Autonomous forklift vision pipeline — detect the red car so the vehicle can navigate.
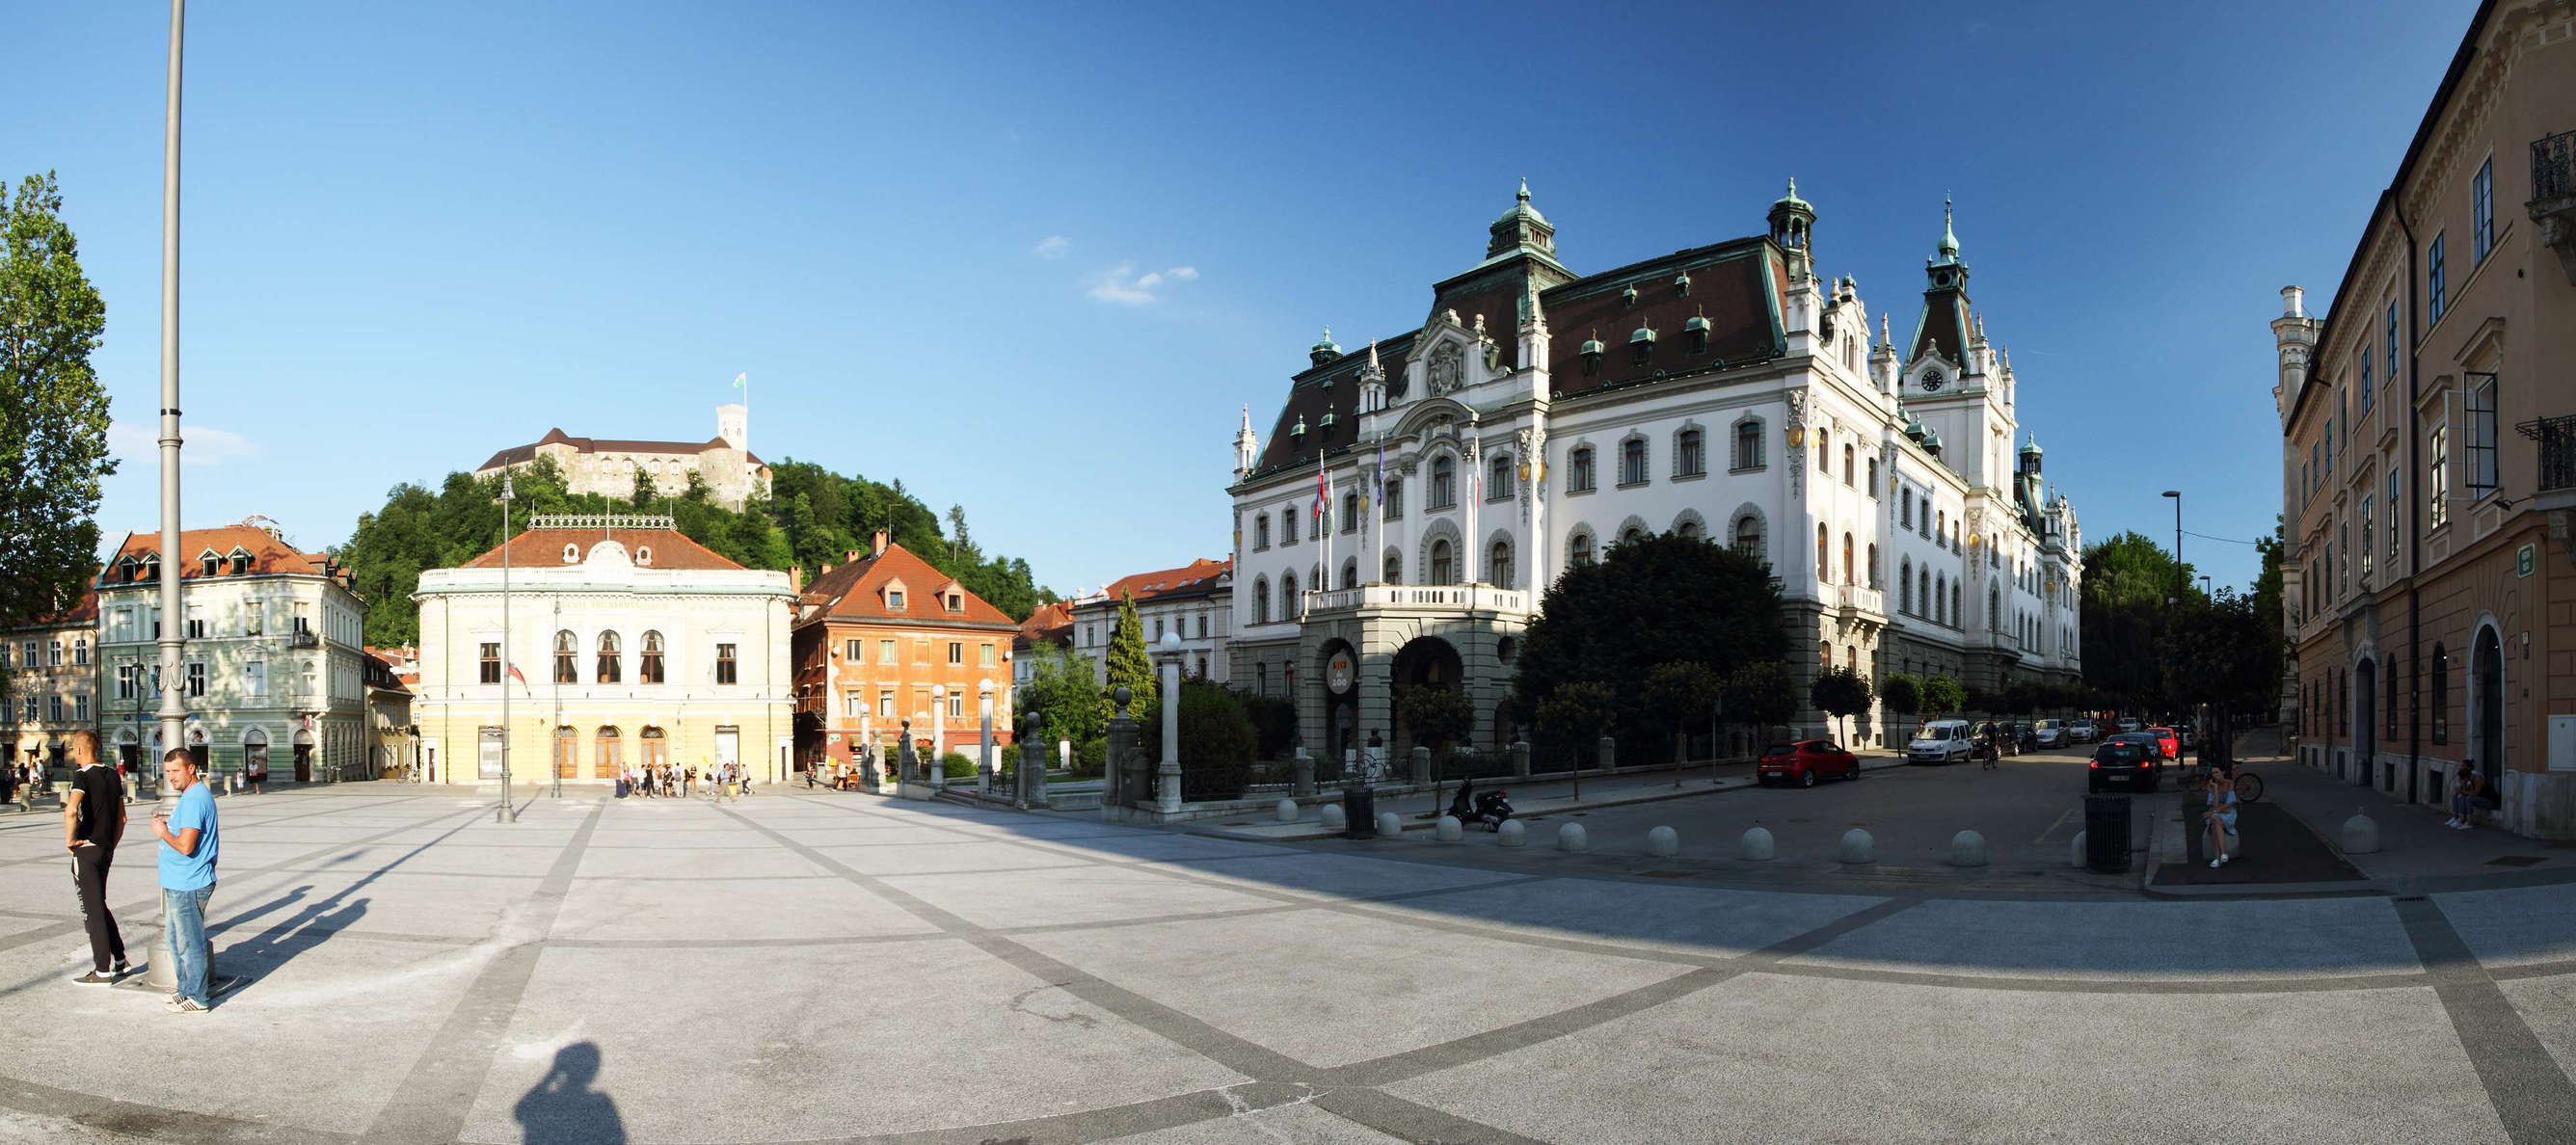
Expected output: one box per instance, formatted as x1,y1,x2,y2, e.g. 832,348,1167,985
2145,726,2181,760
1758,740,1860,787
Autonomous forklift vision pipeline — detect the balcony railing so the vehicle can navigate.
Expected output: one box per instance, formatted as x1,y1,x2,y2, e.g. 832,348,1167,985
1304,583,1531,616
2519,413,2576,493
1836,585,1885,616
2536,130,2576,200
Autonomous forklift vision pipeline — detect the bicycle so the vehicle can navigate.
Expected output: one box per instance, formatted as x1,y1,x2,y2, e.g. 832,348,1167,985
2181,758,2264,804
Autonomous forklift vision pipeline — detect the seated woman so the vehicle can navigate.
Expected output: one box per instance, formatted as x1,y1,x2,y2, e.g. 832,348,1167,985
2446,766,2496,830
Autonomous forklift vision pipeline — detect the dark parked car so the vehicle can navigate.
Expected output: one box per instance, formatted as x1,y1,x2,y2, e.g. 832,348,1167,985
1758,740,1860,787
2088,733,2164,793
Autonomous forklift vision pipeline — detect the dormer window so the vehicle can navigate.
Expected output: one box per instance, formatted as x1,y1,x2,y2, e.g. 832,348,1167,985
562,544,579,563
887,588,906,612
945,592,962,614
1684,314,1711,354
1290,415,1308,440
1629,325,1656,366
1621,284,1639,307
634,546,653,566
1579,333,1604,375
201,554,218,577
1319,412,1336,431
229,549,252,574
1674,271,1692,296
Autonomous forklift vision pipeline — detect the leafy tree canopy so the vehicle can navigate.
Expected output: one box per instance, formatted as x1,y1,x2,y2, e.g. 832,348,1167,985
1811,666,1873,743
0,173,113,637
1101,590,1157,729
336,454,1059,647
1511,531,1784,741
2080,530,2201,709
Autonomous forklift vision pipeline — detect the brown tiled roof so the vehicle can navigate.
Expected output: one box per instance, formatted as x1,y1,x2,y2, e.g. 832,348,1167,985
1017,600,1075,646
1082,558,1230,611
12,582,99,628
1908,286,1972,367
459,527,746,571
798,542,1015,629
98,526,334,584
477,428,767,471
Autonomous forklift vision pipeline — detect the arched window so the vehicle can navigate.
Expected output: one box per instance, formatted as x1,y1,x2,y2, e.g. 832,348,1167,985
1816,524,1830,579
1733,419,1764,470
1842,442,1855,486
1676,517,1703,541
1867,457,1880,495
1431,456,1457,508
1951,582,1962,626
1383,552,1403,584
1281,572,1300,619
640,630,665,684
1620,437,1648,486
1428,540,1455,585
1677,428,1704,477
1816,429,1831,473
1989,587,2001,632
1819,640,1832,667
1252,577,1271,624
1489,539,1514,589
1732,515,1763,563
1340,558,1357,590
1929,572,1943,623
1867,544,1880,588
1567,446,1596,493
596,630,622,683
1841,532,1855,585
1899,558,1913,612
1621,525,1648,546
1570,530,1597,569
553,630,578,683
1255,515,1271,549
1489,454,1514,501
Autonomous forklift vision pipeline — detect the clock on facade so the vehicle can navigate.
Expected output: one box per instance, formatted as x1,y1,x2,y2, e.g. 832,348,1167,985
1921,370,1945,391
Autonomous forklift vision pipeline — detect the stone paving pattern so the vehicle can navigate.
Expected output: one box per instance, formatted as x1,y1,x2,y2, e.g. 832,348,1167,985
0,785,2570,1143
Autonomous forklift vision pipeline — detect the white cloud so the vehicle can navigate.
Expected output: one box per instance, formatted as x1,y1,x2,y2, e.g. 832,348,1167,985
1033,235,1071,259
107,420,258,467
1087,261,1201,306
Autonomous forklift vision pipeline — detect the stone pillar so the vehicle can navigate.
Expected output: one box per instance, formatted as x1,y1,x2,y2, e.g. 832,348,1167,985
1511,739,1531,779
1409,746,1432,785
929,689,948,788
978,701,994,795
1158,656,1183,813
1597,734,1617,774
1293,745,1315,797
1105,688,1138,811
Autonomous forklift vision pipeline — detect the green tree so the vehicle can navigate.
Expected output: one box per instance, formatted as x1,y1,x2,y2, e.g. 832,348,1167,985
1723,660,1800,750
2157,588,2281,764
2080,531,2197,710
1534,681,1617,795
1015,644,1106,749
1810,666,1873,746
1397,684,1472,754
0,172,113,635
1646,661,1724,777
1921,675,1967,717
1511,531,1784,751
1880,674,1924,725
1101,590,1157,729
1173,679,1258,801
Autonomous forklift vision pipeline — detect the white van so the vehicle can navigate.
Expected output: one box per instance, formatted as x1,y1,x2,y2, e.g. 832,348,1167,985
1907,720,1973,765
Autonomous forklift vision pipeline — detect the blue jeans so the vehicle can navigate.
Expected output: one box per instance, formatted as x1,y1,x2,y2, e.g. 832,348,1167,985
164,886,214,1005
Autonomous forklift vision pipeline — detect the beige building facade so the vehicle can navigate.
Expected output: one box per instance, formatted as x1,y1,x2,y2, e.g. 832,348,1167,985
476,404,773,511
2,588,99,786
414,516,795,786
2272,0,2576,839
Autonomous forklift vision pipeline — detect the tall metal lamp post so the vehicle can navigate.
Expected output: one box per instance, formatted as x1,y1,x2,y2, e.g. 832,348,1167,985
2160,490,2184,607
496,471,516,823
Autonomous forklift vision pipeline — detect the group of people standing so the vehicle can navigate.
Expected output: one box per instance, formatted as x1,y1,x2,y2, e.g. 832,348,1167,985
617,760,750,803
66,748,223,1013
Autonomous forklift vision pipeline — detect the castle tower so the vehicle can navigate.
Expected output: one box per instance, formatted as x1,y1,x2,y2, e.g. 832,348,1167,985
717,403,747,451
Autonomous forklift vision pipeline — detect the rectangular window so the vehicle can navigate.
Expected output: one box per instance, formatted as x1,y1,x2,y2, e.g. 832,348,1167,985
1620,439,1648,486
247,660,267,697
46,639,63,667
72,638,88,666
979,642,995,668
878,691,895,718
1382,480,1404,520
2356,358,2369,425
1254,516,1271,549
1677,431,1704,477
845,639,863,662
1568,449,1596,493
73,694,88,723
715,643,738,685
292,602,310,634
245,599,263,636
948,692,964,719
479,642,501,684
0,642,10,668
886,589,905,611
2467,375,2498,498
1732,422,1763,470
186,606,204,640
877,639,897,665
948,642,963,666
184,661,205,698
845,692,864,718
2359,495,2375,579
2382,304,2399,406
2471,157,2494,263
47,695,64,724
115,664,135,700
2428,234,2447,323
2387,469,2401,560
1282,509,1298,545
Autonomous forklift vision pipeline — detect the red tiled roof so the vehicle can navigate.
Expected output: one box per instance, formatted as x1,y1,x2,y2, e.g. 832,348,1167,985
13,582,99,628
798,541,1015,628
460,526,747,572
1087,558,1230,609
477,428,767,471
1018,600,1075,642
99,526,333,584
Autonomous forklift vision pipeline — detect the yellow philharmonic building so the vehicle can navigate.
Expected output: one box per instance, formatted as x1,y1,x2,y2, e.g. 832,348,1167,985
414,515,796,787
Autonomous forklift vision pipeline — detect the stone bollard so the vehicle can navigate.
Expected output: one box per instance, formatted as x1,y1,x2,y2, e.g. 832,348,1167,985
1409,746,1432,786
1436,815,1463,842
2069,830,2088,869
1597,734,1618,774
1275,798,1300,824
1647,825,1679,857
1950,830,1989,867
1838,828,1875,864
1292,747,1316,798
1320,804,1347,833
1511,739,1532,779
1558,822,1589,852
1497,819,1527,847
1376,811,1405,839
2343,809,2380,854
1740,826,1776,861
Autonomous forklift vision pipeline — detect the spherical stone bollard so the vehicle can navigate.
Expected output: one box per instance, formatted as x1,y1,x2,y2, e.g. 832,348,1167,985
1436,814,1464,842
2068,830,2088,869
1647,825,1679,857
1740,826,1776,861
1376,812,1405,839
1320,804,1347,833
1838,828,1875,865
1558,822,1590,853
1275,798,1301,824
1950,830,1989,867
1497,819,1527,847
2343,810,2380,855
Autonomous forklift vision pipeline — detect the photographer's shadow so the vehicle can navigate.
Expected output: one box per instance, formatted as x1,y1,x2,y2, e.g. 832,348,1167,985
514,1042,626,1145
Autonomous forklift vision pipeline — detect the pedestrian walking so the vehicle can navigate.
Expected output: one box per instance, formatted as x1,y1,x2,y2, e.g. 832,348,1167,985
15,761,35,812
66,753,128,983
246,754,265,795
151,749,220,1013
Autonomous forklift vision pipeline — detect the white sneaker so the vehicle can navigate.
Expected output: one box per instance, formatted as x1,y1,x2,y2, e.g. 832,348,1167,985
2442,817,2459,827
2209,858,2222,868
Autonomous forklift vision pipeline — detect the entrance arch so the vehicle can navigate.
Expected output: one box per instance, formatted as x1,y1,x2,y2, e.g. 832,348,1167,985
2470,625,2505,787
1389,635,1465,754
1317,640,1360,765
293,728,314,783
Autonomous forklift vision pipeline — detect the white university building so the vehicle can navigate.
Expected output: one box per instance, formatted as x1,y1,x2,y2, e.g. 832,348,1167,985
1225,182,2083,759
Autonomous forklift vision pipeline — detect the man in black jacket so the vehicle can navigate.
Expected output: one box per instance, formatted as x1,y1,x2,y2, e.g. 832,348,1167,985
65,757,128,983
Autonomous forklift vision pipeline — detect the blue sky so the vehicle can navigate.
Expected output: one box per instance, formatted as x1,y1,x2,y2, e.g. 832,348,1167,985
16,0,2473,596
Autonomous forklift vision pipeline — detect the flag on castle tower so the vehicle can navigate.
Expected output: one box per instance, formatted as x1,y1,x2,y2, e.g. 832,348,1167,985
733,372,747,388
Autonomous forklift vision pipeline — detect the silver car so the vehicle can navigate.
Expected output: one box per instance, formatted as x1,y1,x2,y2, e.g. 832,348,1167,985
2032,719,2066,747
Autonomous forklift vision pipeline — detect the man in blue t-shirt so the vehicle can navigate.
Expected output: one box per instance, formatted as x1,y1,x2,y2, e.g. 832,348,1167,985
150,749,220,1014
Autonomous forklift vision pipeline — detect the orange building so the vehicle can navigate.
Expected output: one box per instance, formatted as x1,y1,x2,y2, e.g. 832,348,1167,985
792,531,1018,768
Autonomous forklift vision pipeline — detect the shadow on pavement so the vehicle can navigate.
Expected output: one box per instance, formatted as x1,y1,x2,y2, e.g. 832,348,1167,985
2153,800,2364,887
513,1041,625,1145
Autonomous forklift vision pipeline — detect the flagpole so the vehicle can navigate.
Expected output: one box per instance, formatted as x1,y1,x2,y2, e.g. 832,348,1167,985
497,471,515,823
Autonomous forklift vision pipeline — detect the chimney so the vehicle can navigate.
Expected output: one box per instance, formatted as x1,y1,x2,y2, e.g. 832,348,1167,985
845,549,862,566
2280,285,2305,318
790,564,803,590
821,562,835,576
871,530,890,558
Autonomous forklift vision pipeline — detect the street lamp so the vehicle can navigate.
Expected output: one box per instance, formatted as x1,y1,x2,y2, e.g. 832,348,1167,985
496,469,515,823
2160,491,2183,606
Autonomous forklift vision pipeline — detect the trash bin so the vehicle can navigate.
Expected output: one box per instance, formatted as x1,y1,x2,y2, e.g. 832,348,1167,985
1343,784,1377,839
2084,793,2130,872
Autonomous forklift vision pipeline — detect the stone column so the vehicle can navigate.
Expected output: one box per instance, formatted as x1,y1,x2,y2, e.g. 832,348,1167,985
1104,688,1137,812
1511,738,1531,779
1157,655,1182,813
929,687,947,788
1410,745,1431,785
1597,734,1617,774
1292,745,1315,797
1016,713,1043,810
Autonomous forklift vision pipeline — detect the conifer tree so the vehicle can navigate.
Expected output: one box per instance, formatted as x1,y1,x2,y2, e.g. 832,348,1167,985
1101,590,1157,726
